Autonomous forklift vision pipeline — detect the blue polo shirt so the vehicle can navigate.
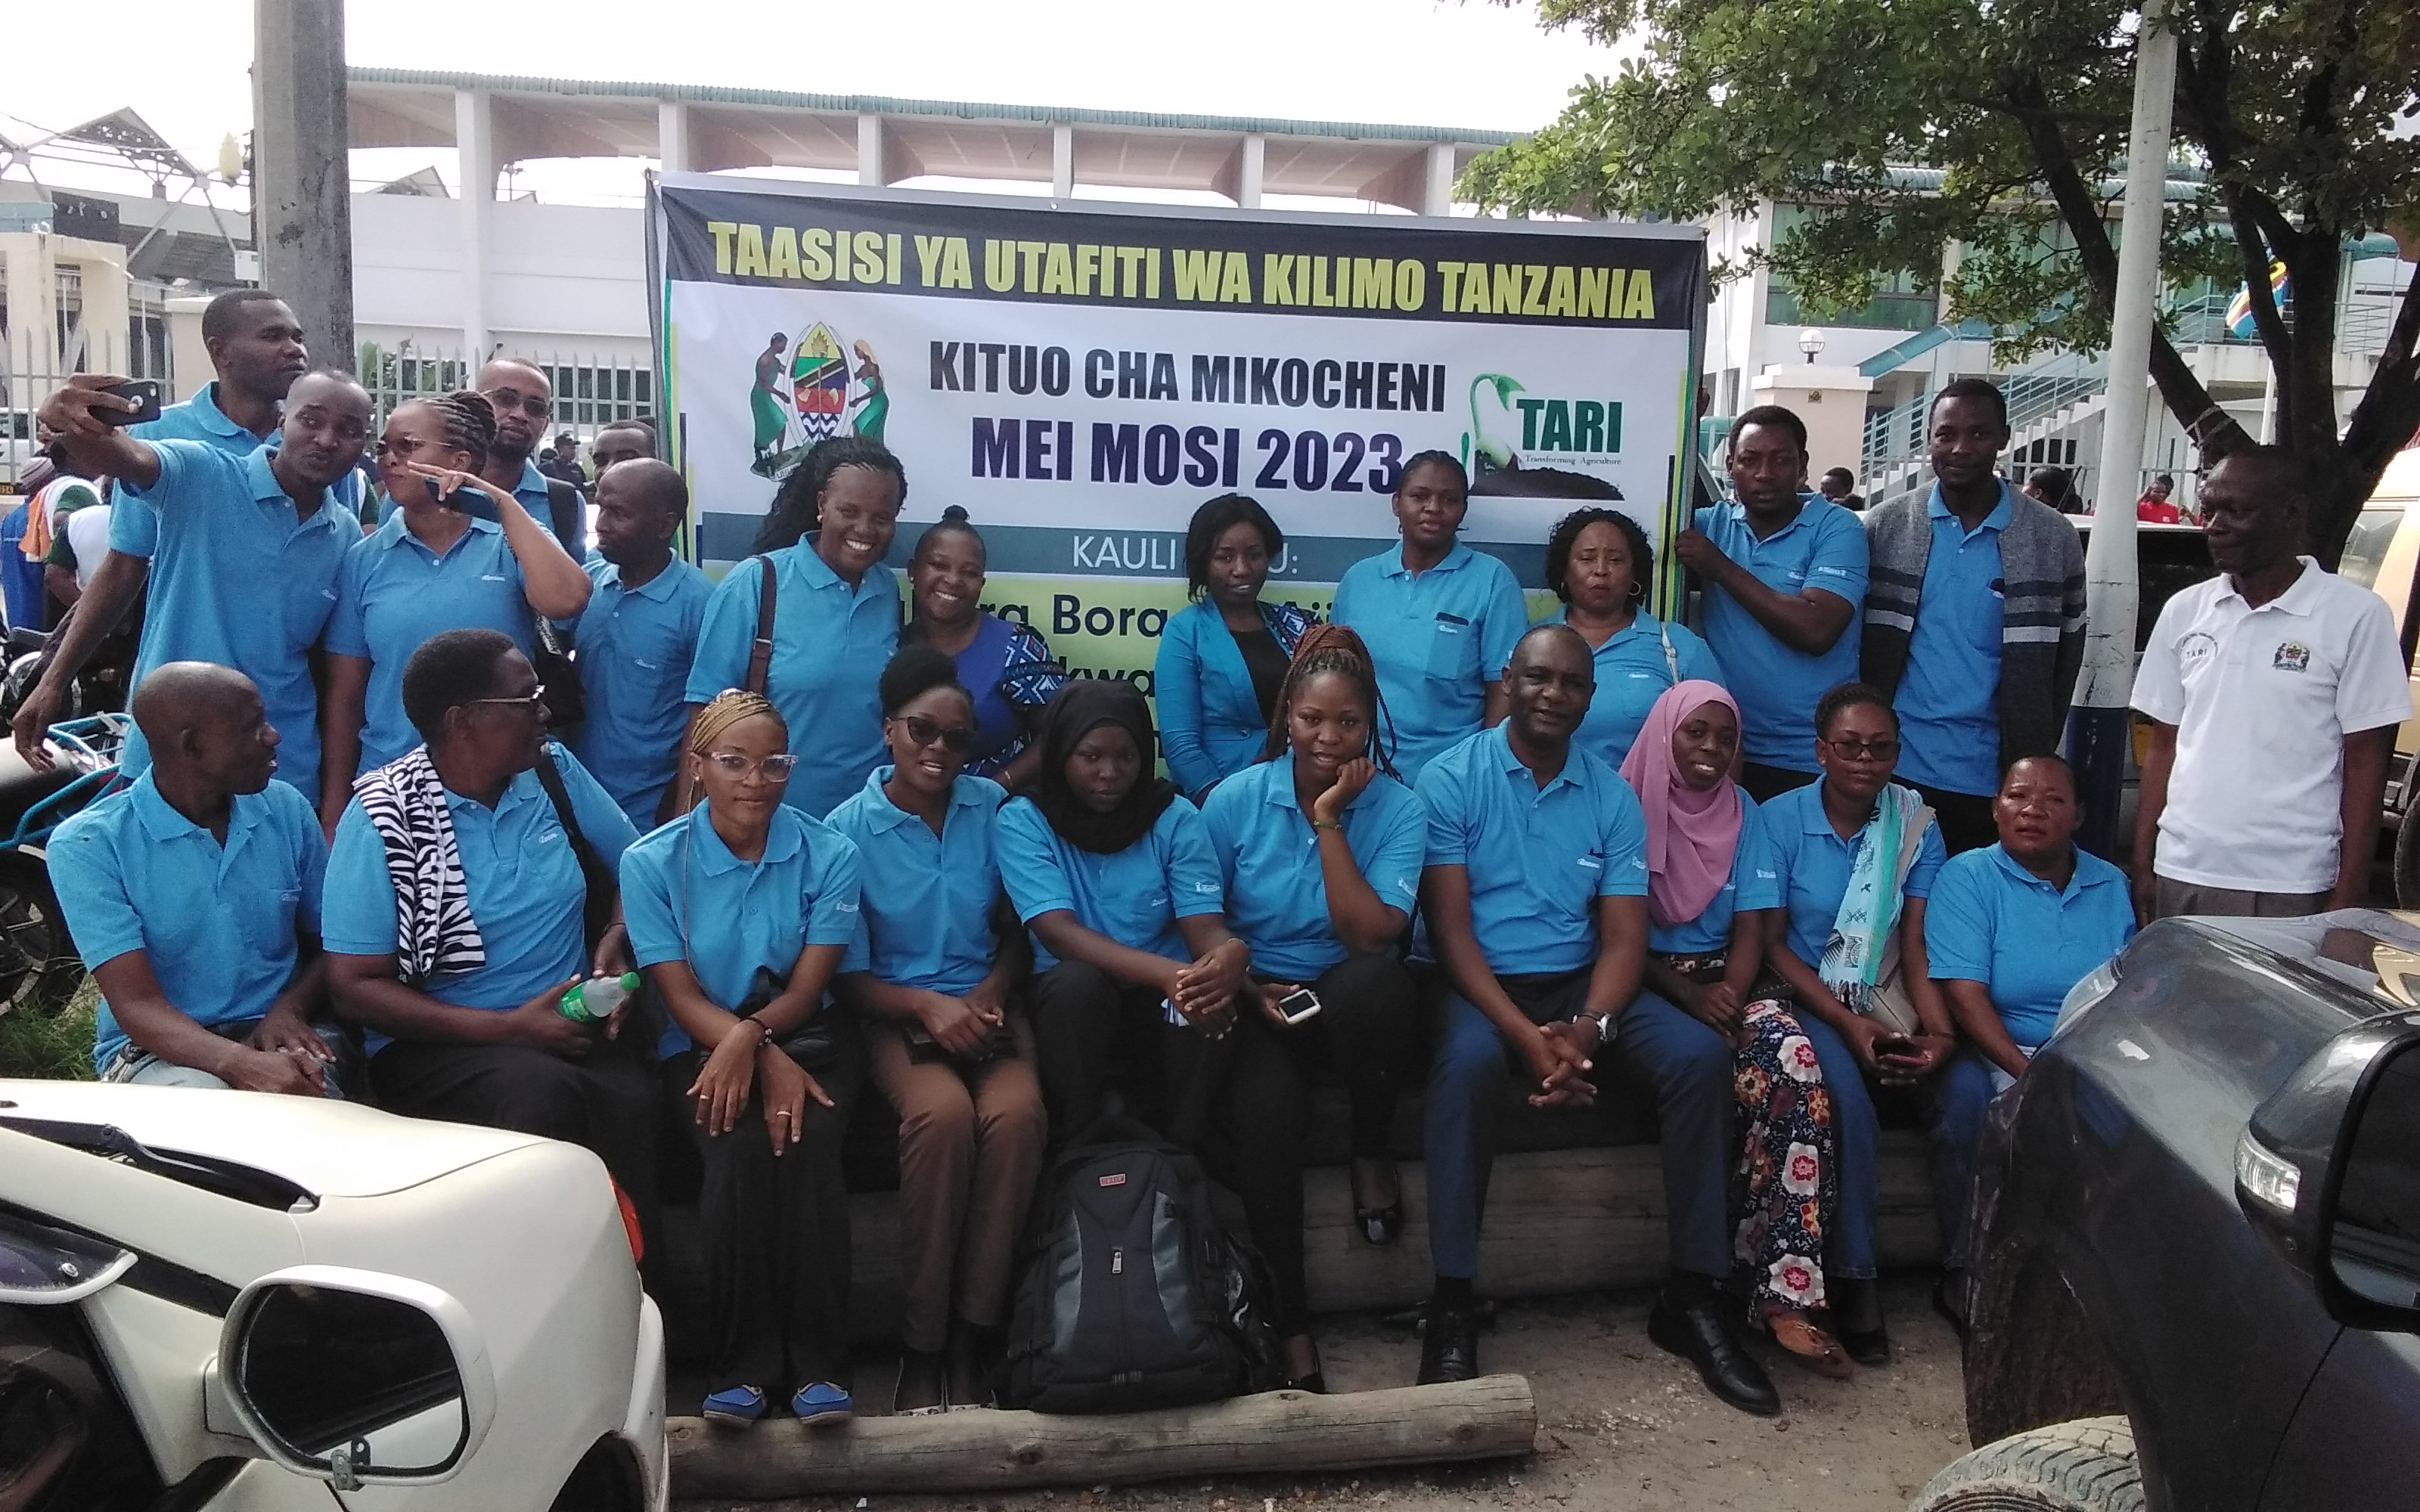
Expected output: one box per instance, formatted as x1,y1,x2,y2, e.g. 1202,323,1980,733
51,773,327,1073
327,513,537,775
685,540,899,819
115,443,359,797
513,459,575,548
1894,485,2010,797
1693,497,1867,771
995,795,1224,971
114,384,361,555
620,803,863,1058
1200,759,1428,980
568,556,711,829
321,744,639,1053
1646,794,1782,956
1332,542,1529,783
828,768,1008,995
1153,600,1311,797
1925,841,2134,1046
1761,780,1947,968
1540,606,1723,771
1415,723,1649,977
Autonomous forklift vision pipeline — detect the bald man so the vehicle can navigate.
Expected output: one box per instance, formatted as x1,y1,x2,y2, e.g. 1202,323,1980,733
476,358,583,547
49,662,339,1093
569,458,711,828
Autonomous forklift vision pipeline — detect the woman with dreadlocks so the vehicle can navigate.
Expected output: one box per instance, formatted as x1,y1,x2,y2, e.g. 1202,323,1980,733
1199,623,1427,1392
321,389,592,829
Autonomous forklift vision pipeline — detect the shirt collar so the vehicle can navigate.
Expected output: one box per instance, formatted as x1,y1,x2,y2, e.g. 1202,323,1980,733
1380,541,1473,580
188,382,258,441
687,803,804,875
2217,556,2324,616
515,459,552,502
1488,721,1584,797
1718,492,1818,538
601,557,685,603
1927,479,2015,535
129,769,262,846
244,448,342,531
374,508,502,552
1540,604,1661,651
855,765,987,833
1985,841,2119,900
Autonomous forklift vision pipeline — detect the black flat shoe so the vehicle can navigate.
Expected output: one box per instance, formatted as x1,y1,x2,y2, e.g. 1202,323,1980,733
1648,1297,1781,1416
1829,1278,1891,1366
1416,1303,1479,1385
1283,1336,1328,1395
1355,1203,1404,1246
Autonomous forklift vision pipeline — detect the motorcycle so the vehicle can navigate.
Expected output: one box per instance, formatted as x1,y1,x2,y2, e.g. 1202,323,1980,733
0,709,127,1017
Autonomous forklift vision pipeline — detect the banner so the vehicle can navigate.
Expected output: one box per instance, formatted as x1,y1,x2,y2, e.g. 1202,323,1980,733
650,175,1706,688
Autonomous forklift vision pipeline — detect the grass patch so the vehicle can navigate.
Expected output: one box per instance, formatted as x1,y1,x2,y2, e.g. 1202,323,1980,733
0,978,98,1080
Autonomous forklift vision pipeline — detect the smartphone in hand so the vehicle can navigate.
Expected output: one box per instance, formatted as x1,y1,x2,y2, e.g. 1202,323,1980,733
424,476,504,521
95,380,163,428
1276,987,1323,1026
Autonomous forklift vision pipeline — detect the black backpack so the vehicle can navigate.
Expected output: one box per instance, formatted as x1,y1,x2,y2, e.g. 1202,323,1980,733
997,1117,1280,1414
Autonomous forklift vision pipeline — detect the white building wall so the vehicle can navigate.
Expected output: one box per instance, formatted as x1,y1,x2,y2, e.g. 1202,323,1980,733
352,193,650,361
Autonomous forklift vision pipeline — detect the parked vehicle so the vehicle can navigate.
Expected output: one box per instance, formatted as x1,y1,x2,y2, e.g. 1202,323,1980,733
0,710,124,1018
1912,907,2420,1511
2340,442,2420,903
0,1079,668,1510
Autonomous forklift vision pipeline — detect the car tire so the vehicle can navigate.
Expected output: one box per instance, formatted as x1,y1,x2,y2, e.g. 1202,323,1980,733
1909,1416,2145,1511
0,854,84,1017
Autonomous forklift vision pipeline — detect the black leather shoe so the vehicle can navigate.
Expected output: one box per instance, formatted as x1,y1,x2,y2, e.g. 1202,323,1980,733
1416,1303,1479,1385
1829,1278,1891,1366
1648,1297,1782,1416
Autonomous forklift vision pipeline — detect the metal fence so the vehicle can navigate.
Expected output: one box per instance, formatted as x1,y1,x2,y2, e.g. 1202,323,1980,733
0,330,164,491
353,345,658,438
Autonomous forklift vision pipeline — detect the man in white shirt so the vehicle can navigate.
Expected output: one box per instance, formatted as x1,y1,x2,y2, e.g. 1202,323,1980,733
2131,447,2412,921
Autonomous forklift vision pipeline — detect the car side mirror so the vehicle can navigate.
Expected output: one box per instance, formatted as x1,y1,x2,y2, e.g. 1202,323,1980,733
2238,1012,2420,1331
214,1266,495,1490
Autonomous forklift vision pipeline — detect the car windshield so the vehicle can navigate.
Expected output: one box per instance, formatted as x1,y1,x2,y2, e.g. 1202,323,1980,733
2337,507,2404,593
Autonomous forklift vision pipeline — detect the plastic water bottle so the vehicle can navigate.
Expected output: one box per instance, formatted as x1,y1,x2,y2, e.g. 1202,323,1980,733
560,972,639,1024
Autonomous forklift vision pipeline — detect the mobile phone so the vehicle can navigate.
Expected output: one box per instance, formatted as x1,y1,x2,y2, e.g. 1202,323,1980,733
425,476,503,521
1277,988,1323,1026
1873,1032,1919,1058
96,380,163,429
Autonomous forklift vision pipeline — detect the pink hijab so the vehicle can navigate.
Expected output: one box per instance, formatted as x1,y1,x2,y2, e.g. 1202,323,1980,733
1618,680,1745,930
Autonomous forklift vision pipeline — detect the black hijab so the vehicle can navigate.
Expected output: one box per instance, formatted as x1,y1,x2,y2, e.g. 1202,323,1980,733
1032,677,1177,854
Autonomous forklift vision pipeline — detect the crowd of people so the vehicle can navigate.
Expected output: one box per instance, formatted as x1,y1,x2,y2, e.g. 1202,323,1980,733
15,286,2408,1430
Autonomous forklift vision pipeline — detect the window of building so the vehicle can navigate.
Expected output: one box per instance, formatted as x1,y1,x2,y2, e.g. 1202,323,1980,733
1761,204,1941,330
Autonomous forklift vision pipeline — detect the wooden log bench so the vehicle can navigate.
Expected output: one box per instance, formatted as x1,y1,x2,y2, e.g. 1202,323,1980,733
669,1375,1539,1497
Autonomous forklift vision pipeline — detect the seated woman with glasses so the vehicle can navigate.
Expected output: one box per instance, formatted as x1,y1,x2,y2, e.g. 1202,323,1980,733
321,628,651,1246
1154,494,1314,801
901,507,1066,794
830,646,1045,1414
320,391,594,834
997,678,1252,1144
619,689,867,1430
1199,624,1425,1393
1752,681,1953,1368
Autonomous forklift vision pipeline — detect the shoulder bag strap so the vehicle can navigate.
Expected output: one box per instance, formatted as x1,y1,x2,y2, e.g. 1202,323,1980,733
531,742,616,950
745,553,778,696
542,476,584,550
1659,619,1680,684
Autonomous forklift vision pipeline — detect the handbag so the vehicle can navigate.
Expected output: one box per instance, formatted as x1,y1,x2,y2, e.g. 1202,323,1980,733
681,822,842,1072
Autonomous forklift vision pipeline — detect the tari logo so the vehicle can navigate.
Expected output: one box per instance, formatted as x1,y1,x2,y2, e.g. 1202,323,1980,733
2177,631,2219,665
2273,641,2312,673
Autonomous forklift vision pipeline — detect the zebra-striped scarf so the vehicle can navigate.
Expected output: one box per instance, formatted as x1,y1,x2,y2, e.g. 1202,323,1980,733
355,747,485,986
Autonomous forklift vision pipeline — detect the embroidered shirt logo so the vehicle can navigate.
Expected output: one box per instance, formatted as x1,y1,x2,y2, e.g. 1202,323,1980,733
2178,631,2219,665
2273,640,2311,673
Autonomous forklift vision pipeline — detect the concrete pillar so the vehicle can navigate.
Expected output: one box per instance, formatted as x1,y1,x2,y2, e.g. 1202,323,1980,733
1233,134,1264,209
165,296,211,404
857,113,885,186
253,0,355,374
455,88,493,364
1422,143,1456,217
658,101,692,173
1051,124,1075,200
0,234,57,382
1749,364,1876,487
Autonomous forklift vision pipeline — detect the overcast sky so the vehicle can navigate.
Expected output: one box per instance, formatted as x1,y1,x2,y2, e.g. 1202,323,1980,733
8,0,1622,203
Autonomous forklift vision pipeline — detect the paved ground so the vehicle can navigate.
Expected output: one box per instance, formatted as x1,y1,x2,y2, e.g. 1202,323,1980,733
676,1274,1969,1512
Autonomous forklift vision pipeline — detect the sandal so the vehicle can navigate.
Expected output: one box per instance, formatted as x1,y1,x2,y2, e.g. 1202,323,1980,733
1351,1157,1404,1247
1282,1334,1328,1395
1768,1312,1854,1380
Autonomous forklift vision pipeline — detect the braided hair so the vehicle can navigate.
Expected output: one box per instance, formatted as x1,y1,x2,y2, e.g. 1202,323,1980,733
751,435,909,554
1261,621,1398,777
408,389,498,469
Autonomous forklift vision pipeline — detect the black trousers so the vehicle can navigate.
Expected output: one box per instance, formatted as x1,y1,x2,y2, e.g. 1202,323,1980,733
665,1028,862,1393
1910,781,1999,855
1028,960,1201,1143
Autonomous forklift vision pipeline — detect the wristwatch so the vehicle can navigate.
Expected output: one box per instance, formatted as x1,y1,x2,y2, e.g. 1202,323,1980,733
1571,1011,1618,1047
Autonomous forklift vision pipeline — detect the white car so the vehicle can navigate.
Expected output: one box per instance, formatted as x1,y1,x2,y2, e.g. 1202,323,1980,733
0,1079,667,1510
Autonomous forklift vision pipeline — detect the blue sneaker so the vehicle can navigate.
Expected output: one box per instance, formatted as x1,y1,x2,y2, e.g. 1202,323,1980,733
790,1381,852,1425
702,1386,767,1427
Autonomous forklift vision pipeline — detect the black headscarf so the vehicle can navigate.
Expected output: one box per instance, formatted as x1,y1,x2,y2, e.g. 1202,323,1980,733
1031,677,1177,854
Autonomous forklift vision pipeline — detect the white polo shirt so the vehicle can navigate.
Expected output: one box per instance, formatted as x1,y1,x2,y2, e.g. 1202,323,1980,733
2133,558,2411,893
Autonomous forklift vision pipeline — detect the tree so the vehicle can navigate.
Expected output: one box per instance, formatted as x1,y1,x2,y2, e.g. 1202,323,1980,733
1465,0,2420,562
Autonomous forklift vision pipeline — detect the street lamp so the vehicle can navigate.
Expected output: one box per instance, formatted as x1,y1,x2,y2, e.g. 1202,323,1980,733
1798,327,1827,364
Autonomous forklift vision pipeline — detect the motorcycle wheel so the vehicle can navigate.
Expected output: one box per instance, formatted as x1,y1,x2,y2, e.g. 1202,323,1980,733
0,855,84,1017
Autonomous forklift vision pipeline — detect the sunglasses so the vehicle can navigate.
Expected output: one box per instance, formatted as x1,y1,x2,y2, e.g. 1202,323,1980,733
464,686,547,714
895,714,978,754
371,435,444,460
1824,736,1900,763
483,386,553,420
703,751,799,779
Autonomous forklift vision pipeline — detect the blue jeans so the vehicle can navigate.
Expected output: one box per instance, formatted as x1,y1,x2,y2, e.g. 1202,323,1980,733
1931,1051,2001,1270
1792,1014,1880,1280
1423,977,1731,1281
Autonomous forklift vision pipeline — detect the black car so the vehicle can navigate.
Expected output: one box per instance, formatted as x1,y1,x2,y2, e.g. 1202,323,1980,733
1912,909,2420,1511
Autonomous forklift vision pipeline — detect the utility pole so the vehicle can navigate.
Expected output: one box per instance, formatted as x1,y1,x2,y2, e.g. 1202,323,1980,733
2071,0,2177,860
252,0,354,376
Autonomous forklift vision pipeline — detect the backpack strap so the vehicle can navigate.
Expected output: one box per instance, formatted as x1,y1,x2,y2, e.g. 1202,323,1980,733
542,476,584,551
530,742,616,952
1659,619,1680,683
745,554,778,696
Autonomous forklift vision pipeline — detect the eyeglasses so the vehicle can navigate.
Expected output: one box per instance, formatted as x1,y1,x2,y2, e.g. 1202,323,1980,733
483,386,552,420
895,714,979,754
1825,736,1900,762
703,751,800,779
371,436,434,460
464,686,547,714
